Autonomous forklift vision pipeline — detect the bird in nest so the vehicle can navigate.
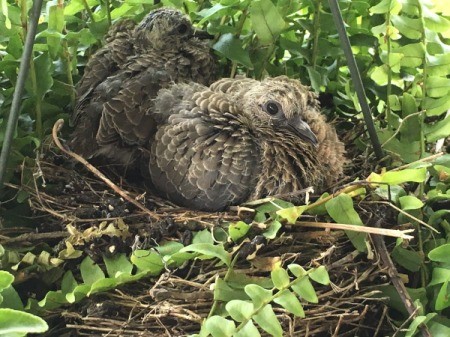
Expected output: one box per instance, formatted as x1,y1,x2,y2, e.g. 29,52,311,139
69,8,216,166
145,76,346,211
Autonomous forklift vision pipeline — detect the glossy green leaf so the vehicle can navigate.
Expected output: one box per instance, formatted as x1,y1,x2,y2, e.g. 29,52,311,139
245,284,272,307
271,267,290,289
263,220,282,239
273,289,305,317
425,76,450,98
250,0,286,44
435,281,450,310
226,300,254,322
368,168,427,185
291,277,318,303
399,195,424,210
0,308,48,335
180,243,231,266
213,33,253,68
130,250,164,274
429,244,450,262
234,320,261,337
253,304,283,337
276,205,307,224
103,253,133,278
229,221,250,242
325,194,367,252
204,316,236,337
424,115,450,142
288,264,307,278
369,0,401,14
0,271,14,291
308,266,330,285
429,267,450,286
80,256,105,285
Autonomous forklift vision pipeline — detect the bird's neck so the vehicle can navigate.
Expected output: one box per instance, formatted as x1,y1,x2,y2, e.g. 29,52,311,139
253,133,321,199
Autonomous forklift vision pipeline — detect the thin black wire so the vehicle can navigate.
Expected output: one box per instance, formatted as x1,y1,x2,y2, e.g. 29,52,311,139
0,0,44,186
328,0,384,160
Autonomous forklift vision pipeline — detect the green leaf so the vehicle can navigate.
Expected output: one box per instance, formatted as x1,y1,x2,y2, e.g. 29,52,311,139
203,316,236,337
226,300,254,322
214,278,249,302
276,205,307,224
130,250,164,275
213,33,253,69
369,0,401,14
368,168,427,185
253,304,283,337
393,43,425,68
250,0,286,44
180,243,231,266
399,195,424,210
423,96,450,116
103,253,133,278
429,267,450,286
263,220,282,239
80,256,105,285
245,284,272,308
308,266,330,285
429,244,450,262
234,320,261,337
391,15,422,39
288,264,307,278
325,194,367,252
273,289,304,317
271,267,290,290
291,277,318,303
229,221,250,242
424,115,450,142
435,281,450,310
0,271,14,291
425,76,450,98
0,308,48,334
405,313,437,337
392,245,422,272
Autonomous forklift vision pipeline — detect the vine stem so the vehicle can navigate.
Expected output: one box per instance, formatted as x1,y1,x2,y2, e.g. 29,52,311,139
311,0,322,69
385,0,392,126
0,0,44,185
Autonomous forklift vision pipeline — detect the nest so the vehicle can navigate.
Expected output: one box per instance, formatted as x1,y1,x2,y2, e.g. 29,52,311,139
1,132,400,337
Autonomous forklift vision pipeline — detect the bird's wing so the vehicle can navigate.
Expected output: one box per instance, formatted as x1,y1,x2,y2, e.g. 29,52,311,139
149,90,259,211
96,58,172,147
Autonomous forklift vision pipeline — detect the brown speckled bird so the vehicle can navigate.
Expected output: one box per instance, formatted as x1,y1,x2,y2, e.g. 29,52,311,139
147,76,346,211
70,8,216,166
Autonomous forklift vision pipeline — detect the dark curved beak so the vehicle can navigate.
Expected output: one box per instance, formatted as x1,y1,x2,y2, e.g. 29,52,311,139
193,28,214,39
286,116,318,147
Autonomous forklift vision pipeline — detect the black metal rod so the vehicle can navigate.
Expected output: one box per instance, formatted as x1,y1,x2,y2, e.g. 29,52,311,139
0,0,44,186
328,0,384,160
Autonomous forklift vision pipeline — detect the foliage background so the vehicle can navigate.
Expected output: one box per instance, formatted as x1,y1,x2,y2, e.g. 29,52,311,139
0,0,449,336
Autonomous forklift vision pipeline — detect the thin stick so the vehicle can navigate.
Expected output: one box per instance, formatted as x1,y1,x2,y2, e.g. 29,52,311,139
295,221,414,240
51,119,160,221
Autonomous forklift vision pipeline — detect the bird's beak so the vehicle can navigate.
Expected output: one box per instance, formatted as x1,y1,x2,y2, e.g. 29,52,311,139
287,116,318,147
192,28,214,39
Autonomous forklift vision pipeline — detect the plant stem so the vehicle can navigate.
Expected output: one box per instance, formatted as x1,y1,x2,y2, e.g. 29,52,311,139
0,0,43,185
62,40,76,106
104,0,112,27
81,0,95,22
385,1,392,127
207,253,239,318
311,0,322,69
28,57,42,139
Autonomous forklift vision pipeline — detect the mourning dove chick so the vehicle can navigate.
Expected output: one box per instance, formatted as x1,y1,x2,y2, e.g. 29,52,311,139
147,76,346,211
69,8,216,166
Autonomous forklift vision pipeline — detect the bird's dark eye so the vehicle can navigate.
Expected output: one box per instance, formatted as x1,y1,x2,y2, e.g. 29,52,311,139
264,101,281,115
177,24,188,34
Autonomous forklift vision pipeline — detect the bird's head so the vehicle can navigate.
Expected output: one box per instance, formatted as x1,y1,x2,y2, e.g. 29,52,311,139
134,8,211,50
238,76,319,147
